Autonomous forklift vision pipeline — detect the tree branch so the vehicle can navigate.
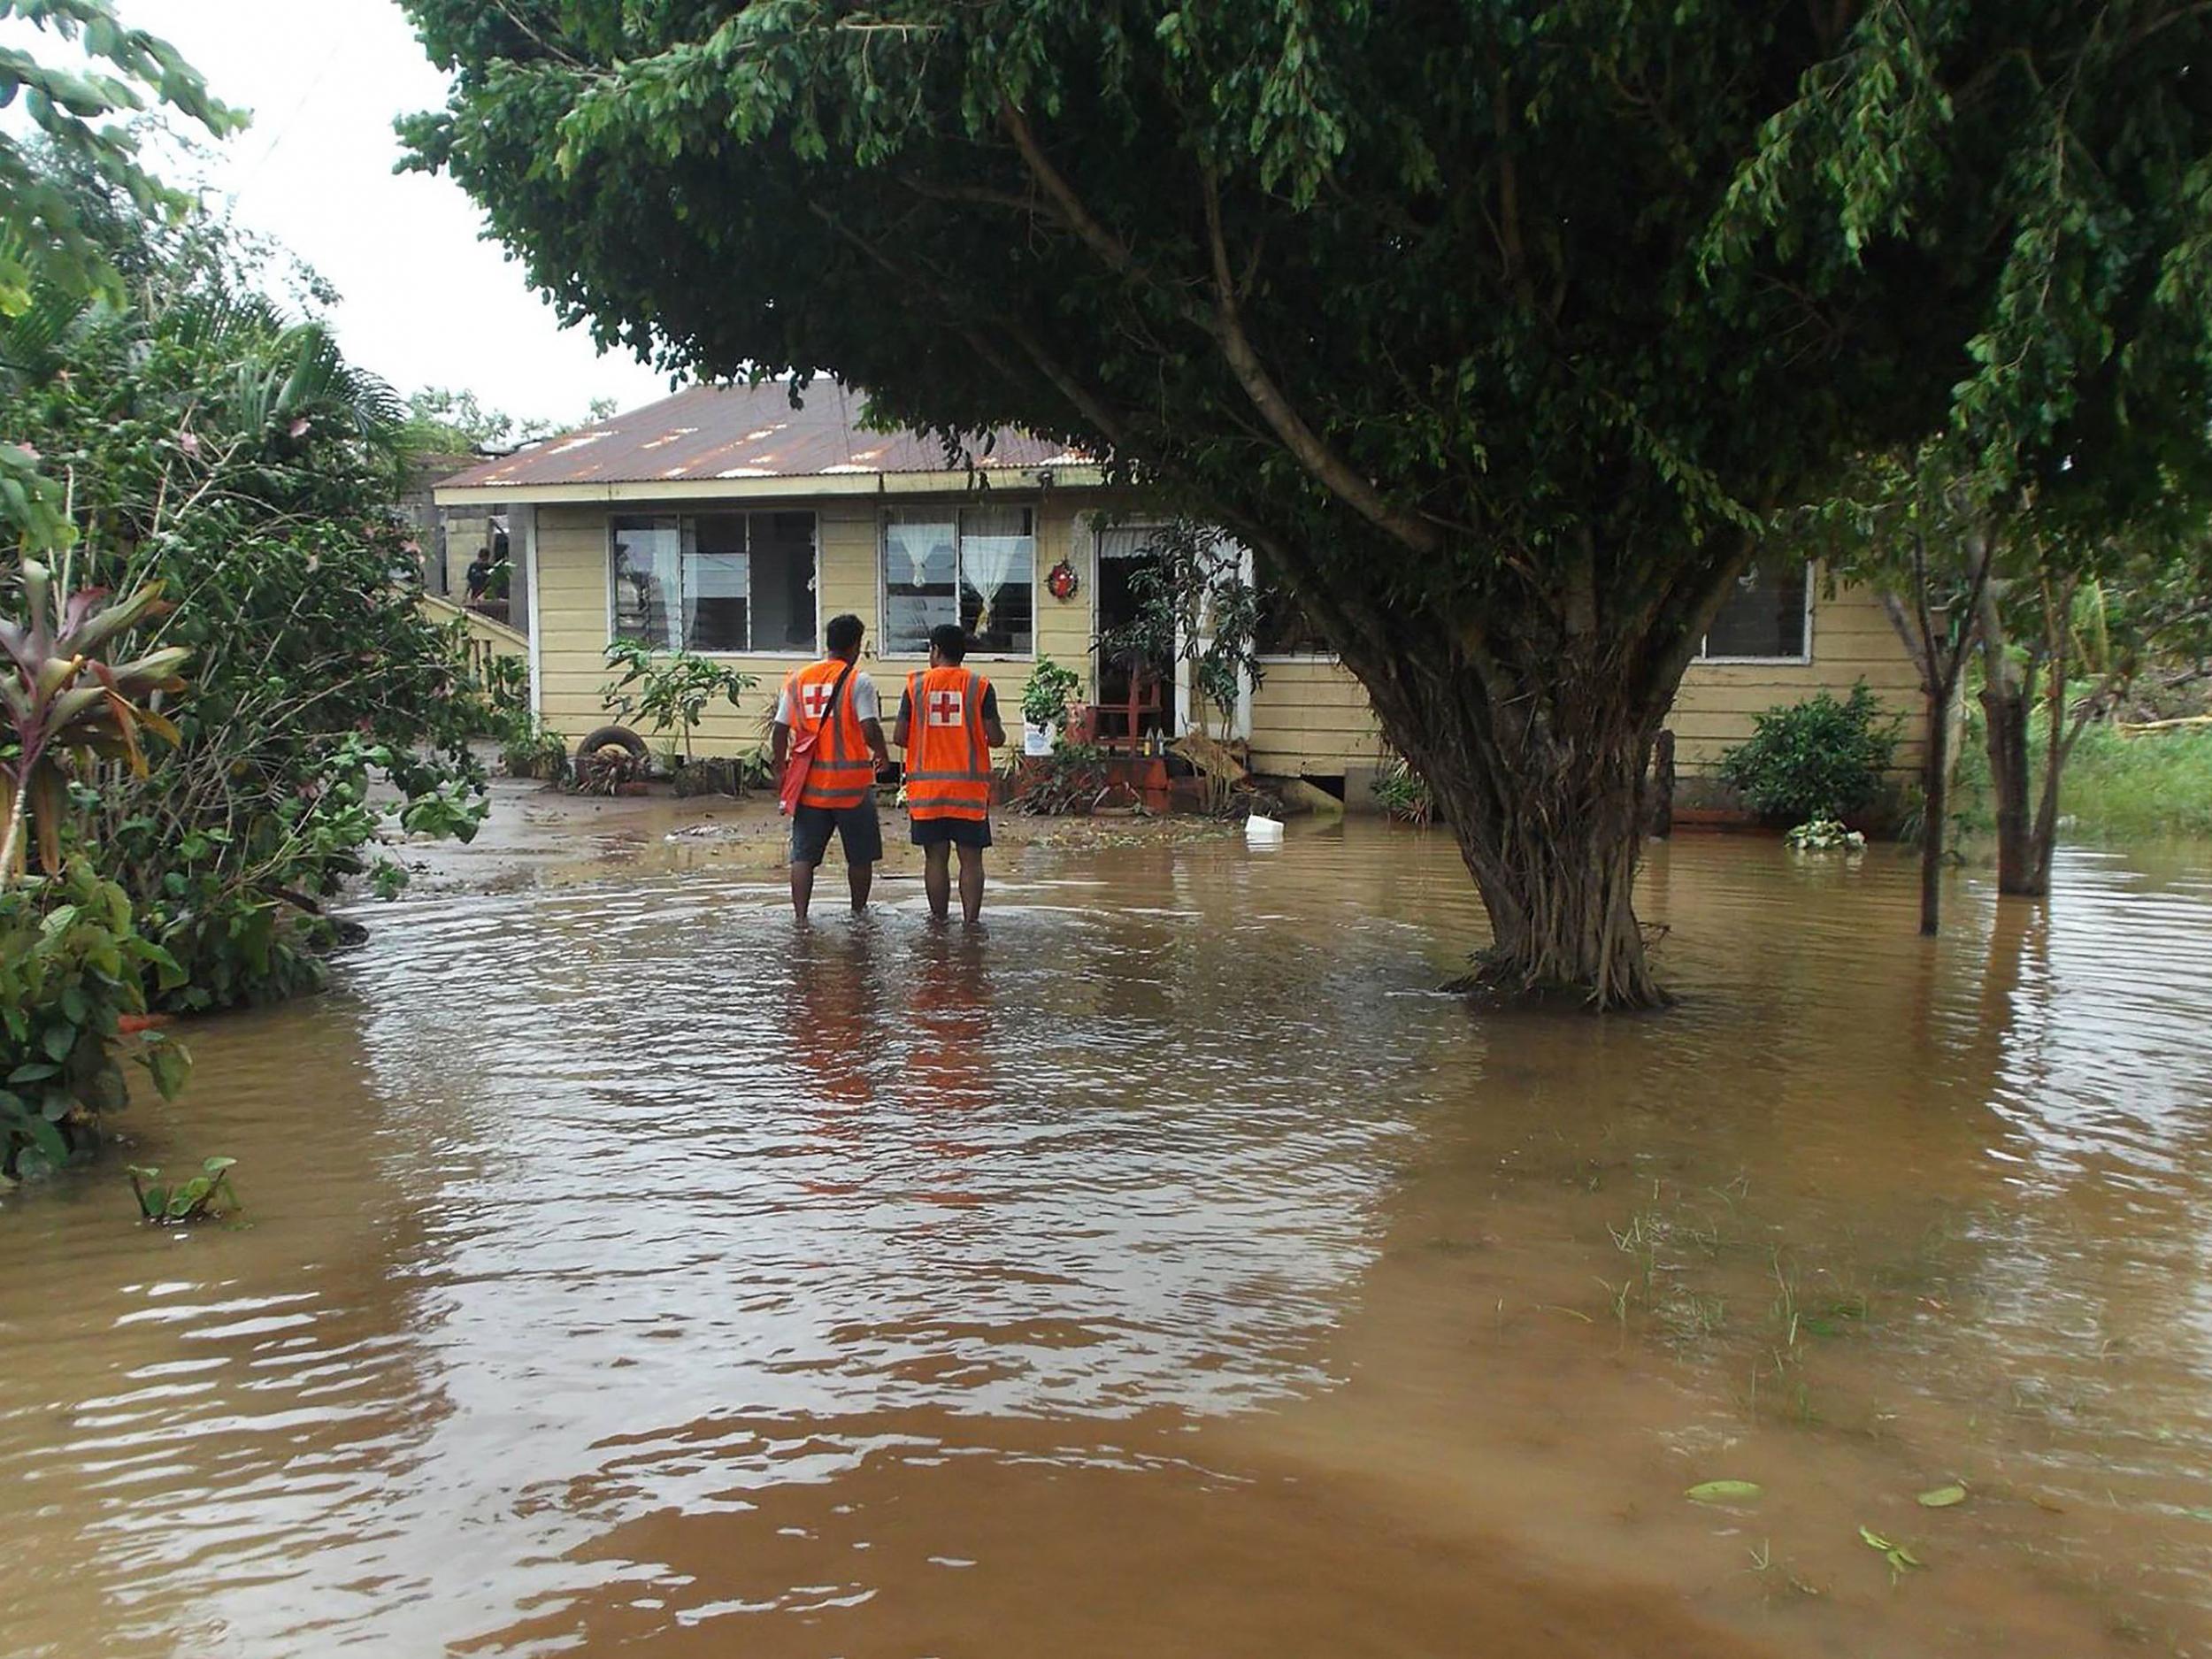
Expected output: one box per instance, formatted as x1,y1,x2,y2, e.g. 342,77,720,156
1197,168,1441,555
995,98,1441,556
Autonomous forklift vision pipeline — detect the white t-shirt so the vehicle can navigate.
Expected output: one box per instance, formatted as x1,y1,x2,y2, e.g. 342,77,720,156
773,668,879,726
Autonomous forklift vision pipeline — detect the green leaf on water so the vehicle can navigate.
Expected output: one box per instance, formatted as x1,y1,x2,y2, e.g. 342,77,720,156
1686,1480,1763,1504
1860,1525,1923,1572
1917,1485,1967,1508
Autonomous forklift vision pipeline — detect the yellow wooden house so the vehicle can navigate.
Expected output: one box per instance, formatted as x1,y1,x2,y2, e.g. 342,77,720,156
434,383,1925,803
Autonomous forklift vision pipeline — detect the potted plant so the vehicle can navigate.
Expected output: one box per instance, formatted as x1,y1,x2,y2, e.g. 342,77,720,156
1020,657,1083,757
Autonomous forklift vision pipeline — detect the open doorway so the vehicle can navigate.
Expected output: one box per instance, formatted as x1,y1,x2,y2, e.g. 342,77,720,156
1093,526,1175,750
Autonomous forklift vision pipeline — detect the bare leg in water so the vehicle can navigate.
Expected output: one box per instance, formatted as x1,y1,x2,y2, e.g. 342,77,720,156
790,859,817,921
848,858,873,912
956,845,984,925
922,842,951,921
923,843,985,924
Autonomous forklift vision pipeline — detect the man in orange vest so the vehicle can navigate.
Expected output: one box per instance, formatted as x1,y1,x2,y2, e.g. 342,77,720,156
770,612,891,919
893,622,1007,924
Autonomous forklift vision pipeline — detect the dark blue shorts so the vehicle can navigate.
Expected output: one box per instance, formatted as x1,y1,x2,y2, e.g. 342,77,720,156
789,800,884,866
910,816,993,849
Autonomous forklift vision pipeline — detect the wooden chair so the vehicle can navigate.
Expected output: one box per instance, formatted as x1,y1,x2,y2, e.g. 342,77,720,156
1088,660,1165,754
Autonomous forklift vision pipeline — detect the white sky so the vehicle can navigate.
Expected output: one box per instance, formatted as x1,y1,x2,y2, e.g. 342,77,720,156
104,0,678,426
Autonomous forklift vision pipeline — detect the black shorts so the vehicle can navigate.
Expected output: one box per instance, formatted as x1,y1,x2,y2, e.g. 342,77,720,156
789,800,884,866
910,815,993,849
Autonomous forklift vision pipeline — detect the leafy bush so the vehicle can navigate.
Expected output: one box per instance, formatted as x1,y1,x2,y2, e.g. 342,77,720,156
1785,818,1867,851
1021,657,1083,733
0,860,190,1179
1372,753,1434,825
602,641,756,763
1009,743,1110,815
500,722,571,783
1718,683,1901,823
2,168,490,1009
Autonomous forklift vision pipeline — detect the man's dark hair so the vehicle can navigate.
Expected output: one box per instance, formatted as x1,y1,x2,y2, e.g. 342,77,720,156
826,612,864,655
928,623,970,664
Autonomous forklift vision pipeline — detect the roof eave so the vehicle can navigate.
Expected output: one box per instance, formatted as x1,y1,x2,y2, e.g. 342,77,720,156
433,463,1110,508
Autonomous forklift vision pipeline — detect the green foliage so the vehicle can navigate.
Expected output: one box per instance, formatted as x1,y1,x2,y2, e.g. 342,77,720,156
601,641,756,762
1953,698,2212,842
1784,818,1866,852
1020,656,1081,733
1372,753,1434,826
1,166,489,1010
1009,742,1110,816
1,556,190,877
1719,684,1901,823
127,1155,237,1224
397,387,551,457
0,1,242,318
0,857,188,1179
500,721,571,783
396,388,620,459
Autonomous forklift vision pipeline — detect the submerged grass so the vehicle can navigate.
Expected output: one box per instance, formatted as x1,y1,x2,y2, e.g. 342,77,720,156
1952,705,2212,844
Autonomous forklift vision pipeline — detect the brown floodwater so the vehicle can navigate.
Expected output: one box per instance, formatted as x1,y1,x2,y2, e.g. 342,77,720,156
4,826,2211,1657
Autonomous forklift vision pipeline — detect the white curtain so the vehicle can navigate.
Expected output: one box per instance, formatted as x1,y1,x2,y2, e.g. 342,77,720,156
1095,525,1157,562
615,520,684,650
887,515,956,590
961,505,1031,634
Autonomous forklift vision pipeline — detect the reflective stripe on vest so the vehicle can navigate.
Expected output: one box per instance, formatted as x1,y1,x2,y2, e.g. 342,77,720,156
785,658,874,810
904,666,992,820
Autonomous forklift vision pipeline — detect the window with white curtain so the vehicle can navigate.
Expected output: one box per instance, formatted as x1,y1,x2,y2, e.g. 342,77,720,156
611,511,818,654
881,504,1035,655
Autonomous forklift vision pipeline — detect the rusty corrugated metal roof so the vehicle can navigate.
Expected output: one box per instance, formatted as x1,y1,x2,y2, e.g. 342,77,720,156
434,381,1087,493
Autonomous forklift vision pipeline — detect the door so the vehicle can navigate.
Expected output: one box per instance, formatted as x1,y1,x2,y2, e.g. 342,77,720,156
1092,525,1174,747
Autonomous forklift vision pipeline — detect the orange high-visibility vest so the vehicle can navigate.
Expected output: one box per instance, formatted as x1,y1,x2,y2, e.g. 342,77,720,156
781,658,876,810
903,666,994,820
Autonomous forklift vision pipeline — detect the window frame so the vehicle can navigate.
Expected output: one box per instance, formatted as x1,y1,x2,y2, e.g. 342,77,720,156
606,510,821,659
1694,557,1816,666
877,501,1040,661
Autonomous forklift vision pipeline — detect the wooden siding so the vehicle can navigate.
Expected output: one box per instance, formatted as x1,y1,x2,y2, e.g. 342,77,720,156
530,502,1924,774
534,497,1090,752
1247,658,1388,773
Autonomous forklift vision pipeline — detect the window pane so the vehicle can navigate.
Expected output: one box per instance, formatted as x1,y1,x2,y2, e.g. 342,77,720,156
1702,557,1809,659
611,518,683,649
884,512,959,654
1253,547,1332,656
749,511,818,653
685,514,749,652
960,505,1033,655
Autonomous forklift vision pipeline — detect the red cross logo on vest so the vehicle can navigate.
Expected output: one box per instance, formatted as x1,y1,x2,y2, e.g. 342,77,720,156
803,681,835,721
926,688,965,728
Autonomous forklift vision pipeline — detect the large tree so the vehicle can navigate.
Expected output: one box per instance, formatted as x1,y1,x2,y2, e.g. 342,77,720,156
400,1,2212,1005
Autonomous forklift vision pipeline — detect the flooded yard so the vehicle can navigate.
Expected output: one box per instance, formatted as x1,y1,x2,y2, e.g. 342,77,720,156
4,826,2210,1656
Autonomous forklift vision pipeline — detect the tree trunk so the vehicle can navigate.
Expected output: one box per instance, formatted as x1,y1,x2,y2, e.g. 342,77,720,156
1974,578,2042,897
1917,683,1950,937
1339,624,1671,1010
1980,680,2035,894
1647,730,1676,838
2020,578,2078,900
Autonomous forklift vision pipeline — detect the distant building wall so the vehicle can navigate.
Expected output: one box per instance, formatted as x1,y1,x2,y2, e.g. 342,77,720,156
524,493,1926,783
